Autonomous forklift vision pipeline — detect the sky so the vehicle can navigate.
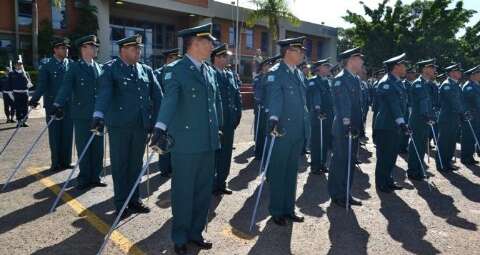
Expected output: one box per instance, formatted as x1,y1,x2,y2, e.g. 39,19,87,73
215,0,480,31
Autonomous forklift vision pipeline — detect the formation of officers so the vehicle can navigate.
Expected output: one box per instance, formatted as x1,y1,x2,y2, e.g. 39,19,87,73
9,21,480,254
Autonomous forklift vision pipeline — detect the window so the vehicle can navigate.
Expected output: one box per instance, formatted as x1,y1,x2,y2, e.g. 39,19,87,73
165,25,176,49
111,26,125,42
317,41,324,59
212,24,221,41
18,0,32,26
245,29,253,49
51,1,67,29
305,38,312,60
228,26,236,47
260,32,268,52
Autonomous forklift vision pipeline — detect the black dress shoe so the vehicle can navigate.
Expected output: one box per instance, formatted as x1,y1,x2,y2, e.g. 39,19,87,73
20,123,29,127
461,159,478,165
450,165,460,170
76,183,90,191
272,216,287,226
61,164,74,169
160,171,171,178
190,239,213,249
50,166,62,172
332,199,347,208
319,165,329,173
285,213,304,222
377,185,393,193
408,174,425,181
349,197,363,206
174,244,187,254
389,183,404,190
90,181,107,187
310,169,323,175
220,188,233,195
128,201,150,214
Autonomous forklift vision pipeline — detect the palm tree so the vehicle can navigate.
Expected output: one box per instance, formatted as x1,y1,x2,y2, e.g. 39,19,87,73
32,0,63,68
246,0,301,55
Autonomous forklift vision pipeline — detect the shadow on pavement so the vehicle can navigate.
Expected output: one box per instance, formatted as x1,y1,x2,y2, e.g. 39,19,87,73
247,220,293,255
296,172,329,218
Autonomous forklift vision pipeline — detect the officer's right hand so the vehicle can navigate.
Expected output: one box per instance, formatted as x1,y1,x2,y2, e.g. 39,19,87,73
28,100,39,108
267,118,279,134
463,111,473,122
90,117,105,135
344,124,358,137
315,108,327,120
52,105,64,120
399,123,412,136
149,128,169,153
423,114,435,125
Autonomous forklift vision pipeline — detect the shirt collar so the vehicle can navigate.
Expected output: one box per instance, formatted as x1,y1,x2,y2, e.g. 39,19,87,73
449,77,459,84
421,75,430,82
186,54,203,71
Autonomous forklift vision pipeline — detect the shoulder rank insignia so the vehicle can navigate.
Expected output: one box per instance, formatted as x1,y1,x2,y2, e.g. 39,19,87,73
415,84,422,88
382,84,390,89
443,85,450,90
267,75,275,82
164,72,172,80
309,81,315,86
334,80,341,87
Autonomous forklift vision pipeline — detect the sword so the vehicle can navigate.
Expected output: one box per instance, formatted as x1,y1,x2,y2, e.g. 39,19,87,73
346,132,352,212
409,133,432,191
96,151,156,255
0,107,34,157
257,135,269,176
49,132,97,213
467,119,480,152
320,118,324,163
249,134,276,232
254,105,261,146
429,123,443,170
426,138,430,164
2,117,55,191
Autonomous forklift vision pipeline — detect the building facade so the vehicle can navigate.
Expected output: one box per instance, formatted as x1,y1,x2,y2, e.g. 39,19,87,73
0,0,337,82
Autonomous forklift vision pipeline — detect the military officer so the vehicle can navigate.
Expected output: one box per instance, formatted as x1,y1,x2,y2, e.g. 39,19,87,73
373,53,410,193
264,36,309,226
8,57,31,126
307,58,333,174
91,34,163,218
359,66,370,143
29,37,74,172
253,56,274,160
1,68,15,123
150,23,221,254
328,47,364,208
154,48,181,178
53,35,106,190
211,43,242,195
407,59,437,180
371,69,386,144
436,63,470,172
460,65,480,165
399,66,417,154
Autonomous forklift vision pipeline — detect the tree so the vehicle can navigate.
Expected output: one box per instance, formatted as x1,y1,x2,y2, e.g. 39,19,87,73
341,0,477,71
246,0,301,55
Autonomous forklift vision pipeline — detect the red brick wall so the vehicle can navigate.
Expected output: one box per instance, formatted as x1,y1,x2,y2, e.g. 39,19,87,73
0,0,15,31
176,0,208,8
214,18,267,57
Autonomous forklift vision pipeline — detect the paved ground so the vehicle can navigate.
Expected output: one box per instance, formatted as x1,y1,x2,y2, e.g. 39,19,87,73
0,99,479,255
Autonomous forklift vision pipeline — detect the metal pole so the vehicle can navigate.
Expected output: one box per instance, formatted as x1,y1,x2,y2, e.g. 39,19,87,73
345,133,352,212
96,151,156,255
49,133,96,213
249,134,276,232
0,107,34,157
2,117,55,191
429,124,443,170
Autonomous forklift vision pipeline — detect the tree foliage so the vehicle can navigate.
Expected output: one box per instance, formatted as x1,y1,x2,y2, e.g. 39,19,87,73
342,0,478,72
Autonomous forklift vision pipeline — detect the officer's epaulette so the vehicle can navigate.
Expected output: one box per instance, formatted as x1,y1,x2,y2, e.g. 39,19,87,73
379,74,389,83
102,59,116,67
268,62,281,72
166,59,181,68
334,69,344,79
309,75,318,80
40,58,51,65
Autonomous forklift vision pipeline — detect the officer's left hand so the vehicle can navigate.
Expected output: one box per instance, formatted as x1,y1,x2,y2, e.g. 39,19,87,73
399,123,412,136
315,109,327,120
52,105,64,120
149,128,170,154
463,111,473,122
267,118,279,134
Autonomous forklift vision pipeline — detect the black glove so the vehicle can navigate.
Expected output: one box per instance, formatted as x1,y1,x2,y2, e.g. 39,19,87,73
28,100,39,108
399,123,412,136
90,117,105,135
149,128,170,153
267,118,279,134
422,114,435,125
344,124,359,137
463,111,473,122
52,105,64,120
315,109,327,120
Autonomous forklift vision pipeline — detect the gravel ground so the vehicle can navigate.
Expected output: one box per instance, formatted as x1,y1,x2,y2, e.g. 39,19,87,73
0,100,479,255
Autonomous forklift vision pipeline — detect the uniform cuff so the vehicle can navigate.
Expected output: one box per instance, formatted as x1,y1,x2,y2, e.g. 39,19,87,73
93,111,104,118
395,117,405,125
270,116,279,121
155,122,167,131
342,118,350,125
315,105,321,110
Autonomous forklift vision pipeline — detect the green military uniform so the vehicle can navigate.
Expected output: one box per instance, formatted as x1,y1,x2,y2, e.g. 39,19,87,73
460,66,480,164
212,44,242,193
153,48,180,177
436,64,466,172
94,35,163,210
407,59,437,179
328,47,364,206
265,37,310,220
30,37,73,171
371,69,385,144
307,58,333,173
154,24,222,246
373,53,409,192
54,35,105,188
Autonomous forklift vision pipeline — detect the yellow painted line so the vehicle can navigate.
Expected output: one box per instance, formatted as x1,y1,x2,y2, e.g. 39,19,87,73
26,166,145,255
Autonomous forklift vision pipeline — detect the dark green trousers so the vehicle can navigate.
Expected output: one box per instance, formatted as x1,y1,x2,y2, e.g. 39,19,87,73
374,129,401,187
407,120,428,177
46,114,73,169
214,127,235,190
328,134,359,200
108,124,147,210
254,108,267,159
461,119,478,162
310,117,332,171
158,153,172,175
73,119,104,186
266,137,303,217
171,151,215,245
436,117,460,170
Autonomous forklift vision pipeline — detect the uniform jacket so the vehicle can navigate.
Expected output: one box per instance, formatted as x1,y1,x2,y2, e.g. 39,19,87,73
373,73,408,131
